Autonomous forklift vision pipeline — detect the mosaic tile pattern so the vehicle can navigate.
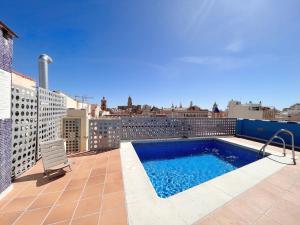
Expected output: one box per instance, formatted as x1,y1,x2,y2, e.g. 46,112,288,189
0,119,12,194
0,29,13,72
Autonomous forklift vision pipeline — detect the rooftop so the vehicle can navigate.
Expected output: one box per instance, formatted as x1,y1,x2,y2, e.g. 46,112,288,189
0,138,300,225
0,149,127,225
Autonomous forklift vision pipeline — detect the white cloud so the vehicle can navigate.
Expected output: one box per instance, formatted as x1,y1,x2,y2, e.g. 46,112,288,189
225,40,244,53
179,56,223,65
178,56,248,69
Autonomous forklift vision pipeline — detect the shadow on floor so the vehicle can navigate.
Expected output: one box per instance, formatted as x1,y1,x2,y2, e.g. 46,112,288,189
67,149,117,158
13,169,67,187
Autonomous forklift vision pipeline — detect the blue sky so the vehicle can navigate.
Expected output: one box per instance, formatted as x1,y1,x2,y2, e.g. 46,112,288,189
2,0,300,110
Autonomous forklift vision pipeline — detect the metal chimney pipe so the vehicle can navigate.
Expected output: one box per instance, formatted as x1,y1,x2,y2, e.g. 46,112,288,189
38,54,53,89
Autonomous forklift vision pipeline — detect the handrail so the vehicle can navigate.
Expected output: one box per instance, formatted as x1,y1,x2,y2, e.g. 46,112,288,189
259,129,296,164
272,136,286,156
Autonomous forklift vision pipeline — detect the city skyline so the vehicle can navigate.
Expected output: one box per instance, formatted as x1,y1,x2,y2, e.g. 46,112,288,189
2,0,300,110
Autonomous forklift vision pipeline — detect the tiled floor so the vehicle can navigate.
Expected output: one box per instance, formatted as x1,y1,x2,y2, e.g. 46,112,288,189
194,142,300,225
0,149,127,225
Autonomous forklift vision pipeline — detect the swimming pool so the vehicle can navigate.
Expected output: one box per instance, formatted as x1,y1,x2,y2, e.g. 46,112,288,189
133,139,264,198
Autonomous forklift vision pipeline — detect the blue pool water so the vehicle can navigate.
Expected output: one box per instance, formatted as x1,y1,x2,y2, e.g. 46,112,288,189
133,139,263,198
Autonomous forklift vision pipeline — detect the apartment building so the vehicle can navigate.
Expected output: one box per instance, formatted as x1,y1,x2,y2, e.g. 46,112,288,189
228,100,275,120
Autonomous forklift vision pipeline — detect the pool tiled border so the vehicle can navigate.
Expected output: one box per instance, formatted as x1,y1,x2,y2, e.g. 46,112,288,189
120,137,296,225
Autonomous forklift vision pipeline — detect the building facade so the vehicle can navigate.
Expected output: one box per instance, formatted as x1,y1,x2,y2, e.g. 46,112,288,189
0,21,17,195
227,100,275,120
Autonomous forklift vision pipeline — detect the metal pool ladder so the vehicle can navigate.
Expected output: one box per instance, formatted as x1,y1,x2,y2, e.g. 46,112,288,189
259,129,296,165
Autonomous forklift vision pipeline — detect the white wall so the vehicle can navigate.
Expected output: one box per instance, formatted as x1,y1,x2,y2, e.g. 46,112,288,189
228,105,263,119
0,69,11,119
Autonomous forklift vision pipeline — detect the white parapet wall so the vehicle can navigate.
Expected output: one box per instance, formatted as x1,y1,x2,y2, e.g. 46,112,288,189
0,69,11,119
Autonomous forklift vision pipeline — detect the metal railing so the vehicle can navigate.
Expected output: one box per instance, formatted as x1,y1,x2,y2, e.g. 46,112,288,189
259,129,296,164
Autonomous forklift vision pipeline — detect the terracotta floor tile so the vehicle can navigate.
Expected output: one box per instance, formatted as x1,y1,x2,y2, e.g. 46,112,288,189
90,167,106,177
235,181,284,213
43,202,77,224
14,207,50,225
195,215,218,225
104,181,123,194
102,191,125,211
73,197,101,218
50,220,70,225
209,207,249,225
79,163,94,170
42,180,68,194
86,175,106,186
29,192,61,210
107,162,122,173
266,198,300,225
282,190,300,208
106,171,122,182
17,185,45,198
109,150,120,157
108,157,120,165
2,196,35,213
253,215,281,225
3,150,127,225
71,174,87,181
0,198,10,210
56,188,82,205
96,156,109,162
65,178,87,191
225,198,263,224
100,206,127,225
71,213,99,225
266,166,300,190
81,184,104,199
0,211,22,225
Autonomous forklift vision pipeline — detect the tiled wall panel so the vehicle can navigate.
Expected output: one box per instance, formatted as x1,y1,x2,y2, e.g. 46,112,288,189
236,119,300,149
0,119,12,193
0,29,13,72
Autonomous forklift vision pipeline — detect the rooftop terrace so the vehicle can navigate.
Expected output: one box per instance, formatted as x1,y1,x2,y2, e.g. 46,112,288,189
0,149,127,225
0,137,300,225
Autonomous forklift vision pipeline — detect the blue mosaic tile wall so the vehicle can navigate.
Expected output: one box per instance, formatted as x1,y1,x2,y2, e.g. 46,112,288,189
236,119,300,149
0,119,12,194
0,29,13,72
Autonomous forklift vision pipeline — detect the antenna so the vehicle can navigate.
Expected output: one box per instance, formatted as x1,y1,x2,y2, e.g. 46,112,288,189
74,95,93,109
